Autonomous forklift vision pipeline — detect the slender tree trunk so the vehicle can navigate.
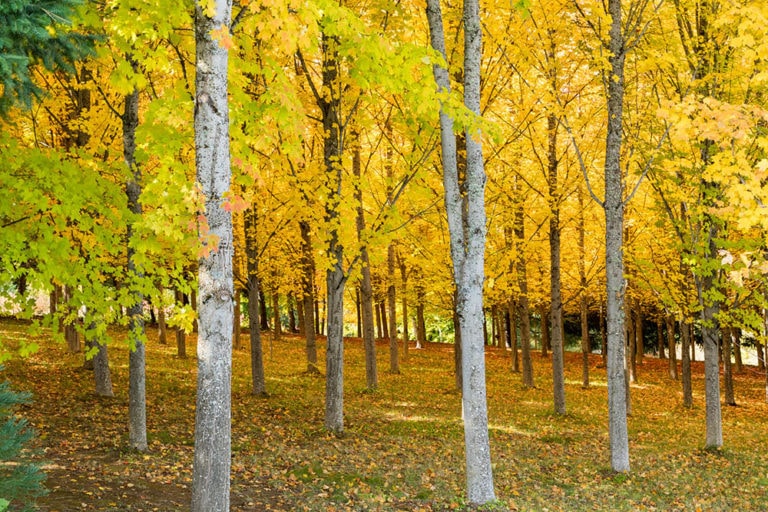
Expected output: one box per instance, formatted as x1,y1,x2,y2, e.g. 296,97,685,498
245,207,266,396
509,302,519,373
635,305,644,365
600,300,607,364
175,289,187,359
388,244,399,374
92,335,114,398
627,297,637,384
540,304,550,357
272,293,281,340
604,0,630,472
355,288,361,338
299,221,318,373
513,185,534,388
578,184,589,388
657,317,665,359
158,302,168,345
123,69,147,452
375,299,383,339
733,328,742,373
416,284,426,349
680,321,693,408
354,132,378,390
723,327,735,406
191,0,234,507
260,290,269,331
401,259,409,361
233,292,242,350
667,315,678,380
381,301,389,340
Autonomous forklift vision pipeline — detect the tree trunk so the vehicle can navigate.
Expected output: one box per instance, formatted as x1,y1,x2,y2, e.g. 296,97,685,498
604,0,630,472
123,72,147,452
627,297,637,384
354,132,378,390
667,315,677,380
681,320,693,408
355,288,361,338
299,221,318,373
723,327,735,406
635,305,644,366
175,289,187,359
401,259,409,361
540,304,550,357
513,184,534,388
375,299,383,339
259,289,269,331
319,28,348,435
656,317,665,359
271,293,281,340
158,304,168,345
416,288,426,349
92,336,114,398
453,303,462,392
381,301,389,340
733,328,742,373
427,0,495,501
509,302,519,373
547,111,566,414
191,0,234,508
388,244,399,374
600,300,607,364
233,292,242,350
245,207,266,396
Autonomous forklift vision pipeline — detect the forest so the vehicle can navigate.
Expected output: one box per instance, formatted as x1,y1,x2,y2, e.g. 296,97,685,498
2,0,768,510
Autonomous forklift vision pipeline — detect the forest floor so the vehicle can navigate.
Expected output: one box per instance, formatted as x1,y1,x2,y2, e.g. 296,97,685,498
3,319,768,511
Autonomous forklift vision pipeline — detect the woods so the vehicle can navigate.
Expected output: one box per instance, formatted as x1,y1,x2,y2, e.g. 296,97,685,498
2,0,768,509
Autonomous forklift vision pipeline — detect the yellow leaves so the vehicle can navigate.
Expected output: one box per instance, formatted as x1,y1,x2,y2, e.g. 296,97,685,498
210,24,235,50
199,0,217,18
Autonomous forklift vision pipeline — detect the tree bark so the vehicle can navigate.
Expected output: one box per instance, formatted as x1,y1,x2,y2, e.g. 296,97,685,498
354,131,378,390
723,327,735,406
604,0,630,472
271,292,281,340
656,316,665,359
733,328,742,373
513,181,534,388
191,0,234,508
400,258,409,361
245,207,266,396
92,336,114,398
427,0,495,501
681,321,693,408
299,221,318,373
509,302,519,373
123,68,147,452
388,243,399,374
667,315,677,380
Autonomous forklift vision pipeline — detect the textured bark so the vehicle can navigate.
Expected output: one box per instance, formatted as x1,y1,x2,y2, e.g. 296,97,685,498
375,300,383,339
540,304,550,357
600,301,607,363
509,302,519,373
656,317,665,359
604,0,629,473
158,305,167,345
381,301,389,340
667,316,678,380
635,306,644,365
723,327,735,406
233,293,242,349
175,289,187,359
627,297,637,384
245,207,266,396
92,337,114,398
513,183,534,388
191,0,234,508
400,259,409,361
578,186,589,388
123,72,147,452
299,221,318,372
354,134,378,390
733,328,742,373
320,29,347,435
387,243,399,374
547,112,566,415
427,0,494,502
271,293,281,340
681,321,693,408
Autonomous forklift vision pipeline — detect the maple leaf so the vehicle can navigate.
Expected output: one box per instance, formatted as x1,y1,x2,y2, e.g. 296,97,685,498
210,24,235,50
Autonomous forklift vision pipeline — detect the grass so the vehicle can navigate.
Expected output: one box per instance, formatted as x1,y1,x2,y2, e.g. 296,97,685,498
2,319,768,511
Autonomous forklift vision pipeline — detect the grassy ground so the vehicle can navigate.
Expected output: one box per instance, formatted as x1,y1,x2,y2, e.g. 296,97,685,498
3,319,768,511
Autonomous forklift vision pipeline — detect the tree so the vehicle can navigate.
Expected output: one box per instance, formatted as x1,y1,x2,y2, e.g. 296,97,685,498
0,373,46,510
426,0,496,504
190,0,234,509
0,0,93,114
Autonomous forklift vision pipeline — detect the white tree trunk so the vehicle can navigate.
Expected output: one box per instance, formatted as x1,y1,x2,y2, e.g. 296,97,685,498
604,0,630,473
427,0,495,504
123,75,147,452
191,0,234,509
